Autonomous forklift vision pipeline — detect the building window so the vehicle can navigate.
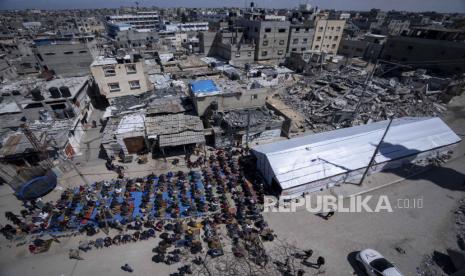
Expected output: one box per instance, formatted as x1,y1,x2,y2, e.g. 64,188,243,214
331,44,336,49
303,38,308,44
301,47,306,51
263,40,269,46
64,51,74,55
44,52,55,56
278,28,287,33
318,27,324,32
316,36,322,41
265,28,271,33
108,82,120,92
292,48,297,52
278,50,283,55
304,28,310,32
235,52,241,57
125,64,137,74
129,80,141,90
261,51,268,57
279,40,285,45
79,50,88,54
247,51,252,57
293,38,299,44
336,26,341,31
103,65,116,77
334,36,339,41
251,94,258,100
315,45,319,49
295,28,300,33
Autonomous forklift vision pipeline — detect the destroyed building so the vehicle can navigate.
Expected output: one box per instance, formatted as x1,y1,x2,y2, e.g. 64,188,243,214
276,66,450,133
209,107,284,148
0,76,94,157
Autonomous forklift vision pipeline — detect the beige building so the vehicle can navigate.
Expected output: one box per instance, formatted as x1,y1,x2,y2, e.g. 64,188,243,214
311,19,345,54
90,56,153,102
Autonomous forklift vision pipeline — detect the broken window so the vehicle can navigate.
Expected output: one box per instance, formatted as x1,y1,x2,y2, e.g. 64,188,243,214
108,82,120,92
293,38,299,44
303,38,308,44
278,50,284,55
103,65,116,77
278,28,287,33
279,40,285,45
263,40,269,46
261,50,268,57
251,94,258,100
125,64,137,74
64,51,74,55
129,80,141,89
265,28,271,33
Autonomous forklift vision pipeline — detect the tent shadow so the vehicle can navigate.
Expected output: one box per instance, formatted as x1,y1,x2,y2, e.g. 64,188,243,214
377,142,465,192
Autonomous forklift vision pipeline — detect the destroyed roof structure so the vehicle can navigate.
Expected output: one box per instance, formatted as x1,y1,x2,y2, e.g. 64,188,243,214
277,66,449,133
252,117,461,197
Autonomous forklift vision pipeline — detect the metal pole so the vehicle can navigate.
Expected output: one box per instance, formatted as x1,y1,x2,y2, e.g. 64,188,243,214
245,109,251,148
359,117,393,186
66,155,90,185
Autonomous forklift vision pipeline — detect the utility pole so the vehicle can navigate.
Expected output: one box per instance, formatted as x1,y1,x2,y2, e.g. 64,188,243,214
359,117,393,186
61,153,90,186
353,58,379,123
245,109,251,148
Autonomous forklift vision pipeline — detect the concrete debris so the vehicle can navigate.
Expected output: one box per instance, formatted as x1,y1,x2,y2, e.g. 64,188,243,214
278,66,449,133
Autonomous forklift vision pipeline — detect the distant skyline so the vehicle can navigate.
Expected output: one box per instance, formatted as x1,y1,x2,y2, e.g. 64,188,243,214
1,0,465,13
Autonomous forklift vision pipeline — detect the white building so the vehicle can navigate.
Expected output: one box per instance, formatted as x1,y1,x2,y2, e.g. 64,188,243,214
90,56,153,103
106,11,160,31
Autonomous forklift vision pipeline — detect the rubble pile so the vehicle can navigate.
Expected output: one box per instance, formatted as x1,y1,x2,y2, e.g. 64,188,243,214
279,67,449,132
219,107,281,128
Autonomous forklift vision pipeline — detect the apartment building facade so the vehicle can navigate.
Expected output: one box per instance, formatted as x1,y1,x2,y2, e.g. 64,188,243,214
237,14,290,62
90,56,153,102
311,19,345,54
287,24,315,54
106,11,160,31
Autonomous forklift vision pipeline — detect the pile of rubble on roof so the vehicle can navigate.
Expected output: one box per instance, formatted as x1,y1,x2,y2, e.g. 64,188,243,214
278,66,451,132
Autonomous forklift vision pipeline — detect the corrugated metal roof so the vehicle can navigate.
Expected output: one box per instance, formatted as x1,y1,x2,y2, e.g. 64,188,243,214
252,117,461,190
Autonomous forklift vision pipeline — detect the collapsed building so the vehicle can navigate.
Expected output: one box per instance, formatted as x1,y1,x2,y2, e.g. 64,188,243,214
253,117,461,197
276,66,451,133
210,107,284,148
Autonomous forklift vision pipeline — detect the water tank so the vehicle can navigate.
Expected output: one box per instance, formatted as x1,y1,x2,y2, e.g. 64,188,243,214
15,170,57,200
31,87,44,101
48,87,61,98
59,86,71,98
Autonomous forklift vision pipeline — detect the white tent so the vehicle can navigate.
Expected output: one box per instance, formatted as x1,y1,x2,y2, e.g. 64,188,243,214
252,117,461,195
